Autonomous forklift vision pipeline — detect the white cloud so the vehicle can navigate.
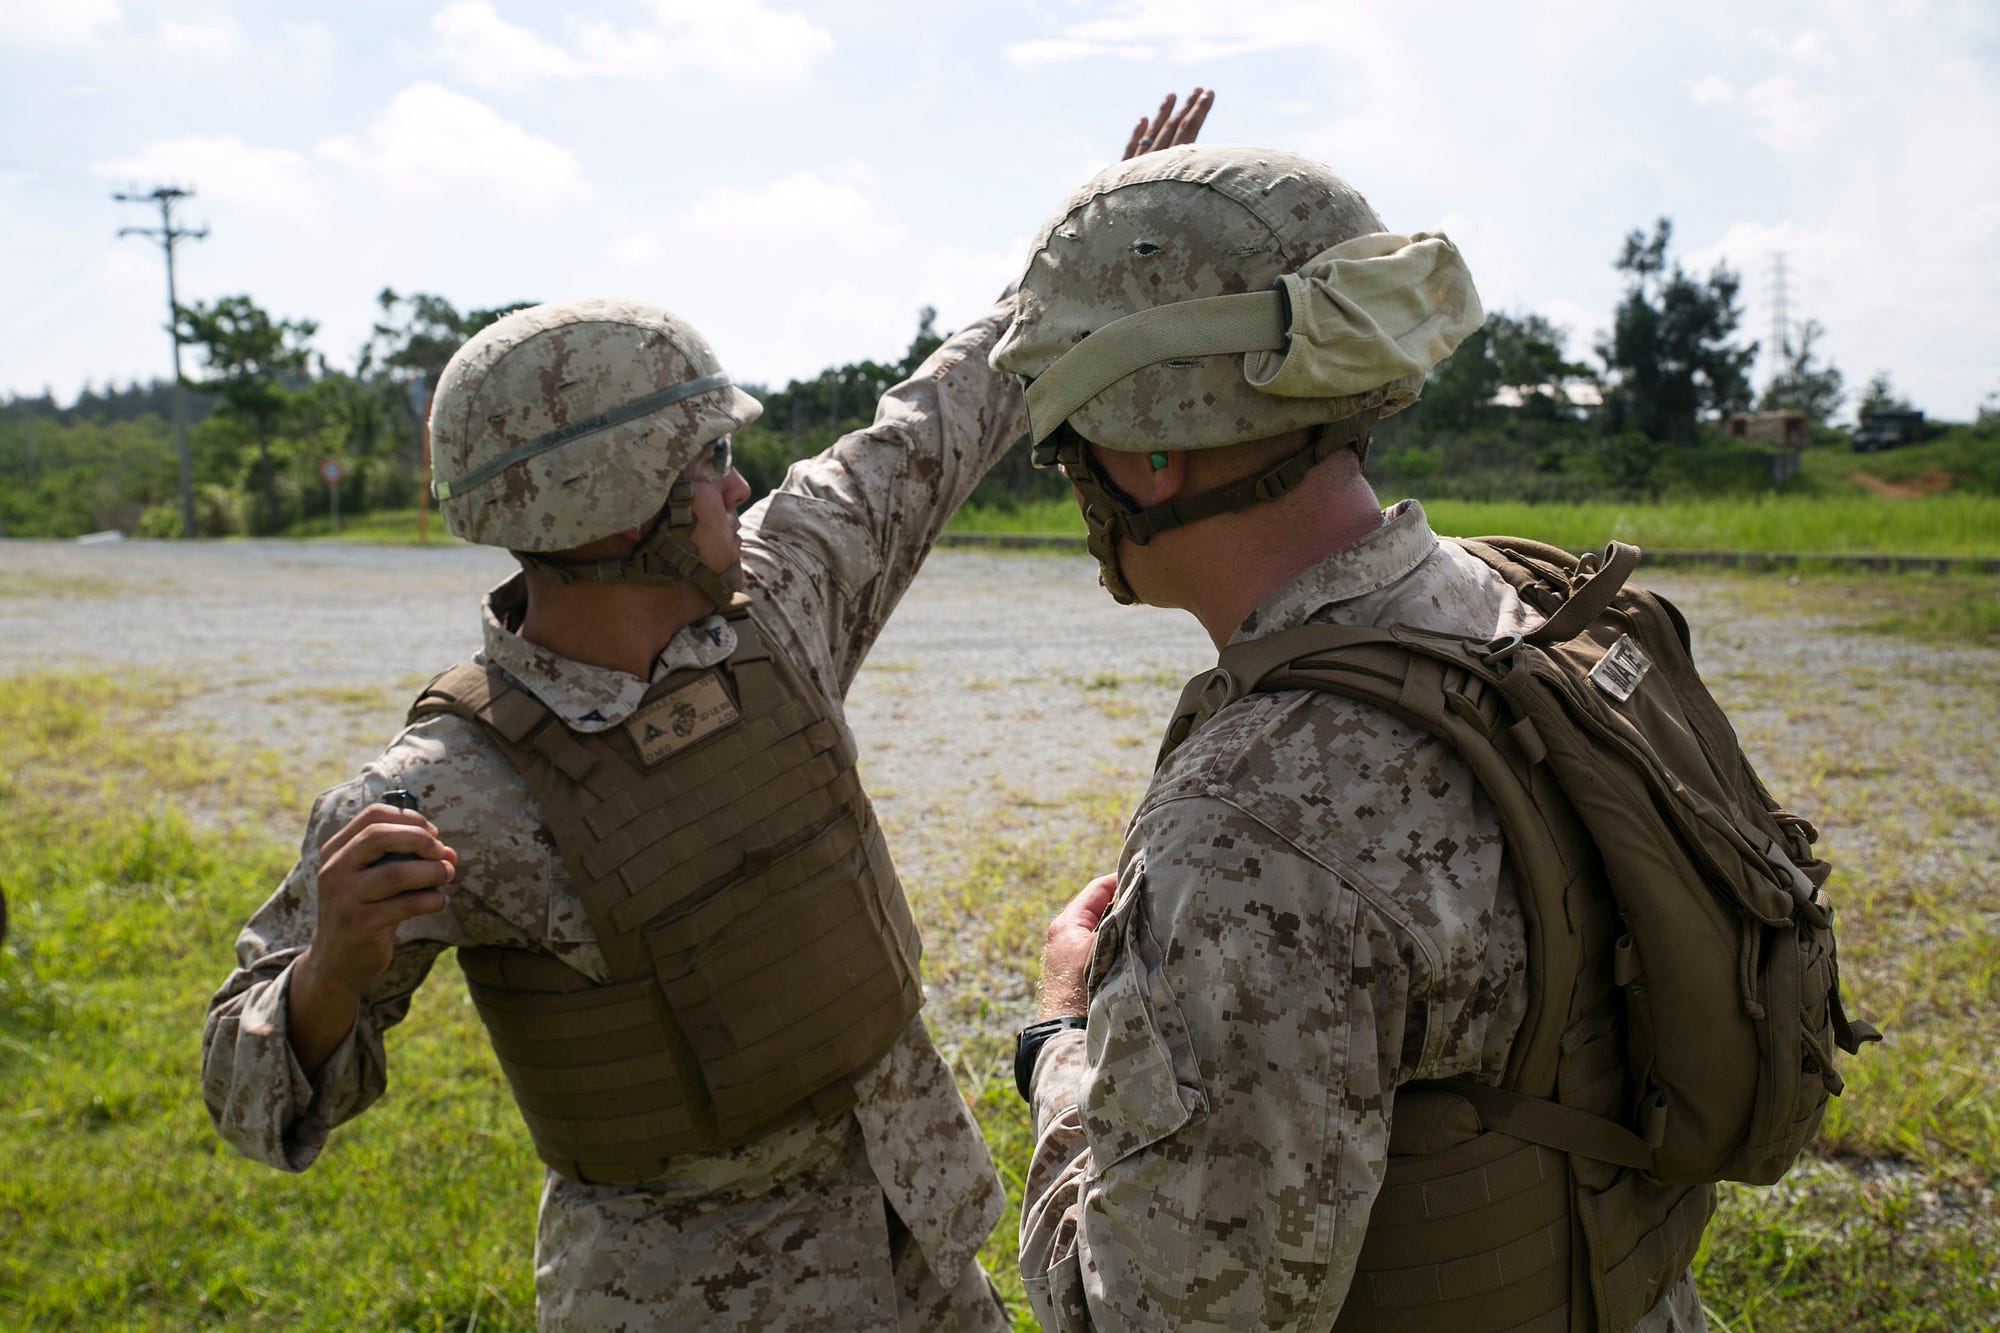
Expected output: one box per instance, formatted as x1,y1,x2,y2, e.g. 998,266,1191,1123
429,0,833,90
317,82,588,213
610,231,662,267
1743,72,1831,153
92,134,323,216
1690,74,1735,107
277,20,340,81
673,167,905,253
155,11,244,61
750,277,908,385
431,0,583,87
1005,0,1353,66
1007,37,1150,65
1757,26,1836,69
626,0,833,83
0,0,122,47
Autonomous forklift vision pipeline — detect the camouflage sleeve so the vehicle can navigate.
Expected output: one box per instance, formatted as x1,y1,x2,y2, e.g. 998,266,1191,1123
737,295,1027,701
200,715,580,1171
1016,796,1432,1331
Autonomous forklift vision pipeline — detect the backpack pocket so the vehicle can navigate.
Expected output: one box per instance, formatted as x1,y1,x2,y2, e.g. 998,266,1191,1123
1735,908,1843,1183
1574,1170,1713,1333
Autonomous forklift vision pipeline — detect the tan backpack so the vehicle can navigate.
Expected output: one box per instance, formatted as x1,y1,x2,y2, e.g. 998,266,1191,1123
1165,535,1880,1188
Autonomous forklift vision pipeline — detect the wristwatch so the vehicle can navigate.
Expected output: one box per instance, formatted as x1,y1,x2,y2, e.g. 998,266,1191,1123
1013,1015,1088,1103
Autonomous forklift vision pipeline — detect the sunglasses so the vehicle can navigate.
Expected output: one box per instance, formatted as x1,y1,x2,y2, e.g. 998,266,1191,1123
688,435,734,482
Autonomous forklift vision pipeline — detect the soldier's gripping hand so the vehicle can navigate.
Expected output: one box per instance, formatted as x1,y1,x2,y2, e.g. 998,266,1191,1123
286,802,458,1076
1037,872,1118,1020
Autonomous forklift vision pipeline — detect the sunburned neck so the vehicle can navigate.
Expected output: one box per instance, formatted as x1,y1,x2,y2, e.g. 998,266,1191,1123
1186,473,1385,649
517,578,711,680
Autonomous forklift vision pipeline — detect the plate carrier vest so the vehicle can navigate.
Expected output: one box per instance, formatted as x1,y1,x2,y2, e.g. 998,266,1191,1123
409,603,924,1184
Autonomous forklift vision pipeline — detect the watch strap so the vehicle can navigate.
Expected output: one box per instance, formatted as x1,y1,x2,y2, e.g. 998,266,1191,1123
1013,1015,1088,1103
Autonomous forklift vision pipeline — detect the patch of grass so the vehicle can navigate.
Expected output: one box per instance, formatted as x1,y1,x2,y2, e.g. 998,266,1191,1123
0,672,536,1330
947,494,2000,558
947,499,1083,536
1696,1164,2000,1331
1849,581,2000,648
286,508,463,546
1695,570,2000,649
1427,495,2000,557
262,682,401,710
904,783,1128,1330
0,571,130,600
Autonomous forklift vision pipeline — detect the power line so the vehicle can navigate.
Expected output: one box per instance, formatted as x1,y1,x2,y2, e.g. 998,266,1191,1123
0,159,107,194
0,241,120,326
115,184,208,540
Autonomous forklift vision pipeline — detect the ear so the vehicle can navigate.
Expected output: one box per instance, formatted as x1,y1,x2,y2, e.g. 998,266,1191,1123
1088,442,1186,508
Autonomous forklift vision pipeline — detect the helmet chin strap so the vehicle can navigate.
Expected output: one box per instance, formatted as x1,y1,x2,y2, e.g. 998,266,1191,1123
1035,412,1377,606
513,478,743,611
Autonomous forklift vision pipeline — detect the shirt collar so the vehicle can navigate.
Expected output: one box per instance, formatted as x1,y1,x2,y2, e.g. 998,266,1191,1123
1228,499,1439,645
477,573,739,732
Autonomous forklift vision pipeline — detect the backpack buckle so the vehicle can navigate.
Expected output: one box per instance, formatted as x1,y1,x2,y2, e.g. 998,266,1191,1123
1763,839,1832,929
1479,633,1523,664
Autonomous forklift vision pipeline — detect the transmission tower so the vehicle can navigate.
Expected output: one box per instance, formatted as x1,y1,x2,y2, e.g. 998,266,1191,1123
115,185,207,539
1766,252,1792,388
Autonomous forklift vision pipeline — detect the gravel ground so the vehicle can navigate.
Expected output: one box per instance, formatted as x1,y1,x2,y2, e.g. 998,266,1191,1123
0,540,1215,870
4,537,1994,906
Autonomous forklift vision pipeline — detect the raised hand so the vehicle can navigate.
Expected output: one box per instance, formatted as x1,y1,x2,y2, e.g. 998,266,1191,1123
1122,87,1216,160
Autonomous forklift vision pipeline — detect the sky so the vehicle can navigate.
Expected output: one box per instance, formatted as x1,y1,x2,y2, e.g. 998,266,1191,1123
2,0,1996,422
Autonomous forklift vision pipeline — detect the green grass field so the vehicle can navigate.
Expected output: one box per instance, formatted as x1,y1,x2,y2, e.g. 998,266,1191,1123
947,492,2000,558
285,508,462,546
4,573,1996,1329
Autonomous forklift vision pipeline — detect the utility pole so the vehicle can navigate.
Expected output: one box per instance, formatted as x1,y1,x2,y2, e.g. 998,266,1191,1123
115,185,207,539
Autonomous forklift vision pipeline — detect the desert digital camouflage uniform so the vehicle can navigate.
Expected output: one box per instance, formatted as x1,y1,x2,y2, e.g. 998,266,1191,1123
202,301,1025,1331
1016,500,1705,1333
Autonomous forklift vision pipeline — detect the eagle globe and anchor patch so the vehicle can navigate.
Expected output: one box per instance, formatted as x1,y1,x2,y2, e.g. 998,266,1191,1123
625,672,741,765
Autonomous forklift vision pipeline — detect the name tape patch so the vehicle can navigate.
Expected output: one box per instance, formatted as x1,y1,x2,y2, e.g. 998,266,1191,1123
626,672,740,765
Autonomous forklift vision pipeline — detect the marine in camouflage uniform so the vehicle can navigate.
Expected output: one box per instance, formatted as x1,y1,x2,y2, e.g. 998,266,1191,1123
201,95,1217,1331
991,147,1706,1331
201,298,1024,1330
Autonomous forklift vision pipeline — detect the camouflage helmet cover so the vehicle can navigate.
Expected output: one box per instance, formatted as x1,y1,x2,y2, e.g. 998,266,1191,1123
991,145,1481,450
430,298,761,551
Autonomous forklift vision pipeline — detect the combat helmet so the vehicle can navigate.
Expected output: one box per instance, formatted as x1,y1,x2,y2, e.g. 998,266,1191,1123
991,145,1483,602
430,298,761,608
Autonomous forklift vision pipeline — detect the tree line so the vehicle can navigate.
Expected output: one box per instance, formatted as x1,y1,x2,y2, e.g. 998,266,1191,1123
1,217,1986,539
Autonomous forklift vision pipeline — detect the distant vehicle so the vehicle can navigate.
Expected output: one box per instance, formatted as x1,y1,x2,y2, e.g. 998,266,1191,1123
1852,409,1926,452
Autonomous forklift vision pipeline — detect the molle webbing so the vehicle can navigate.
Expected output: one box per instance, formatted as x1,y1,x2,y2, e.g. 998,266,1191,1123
414,612,922,1182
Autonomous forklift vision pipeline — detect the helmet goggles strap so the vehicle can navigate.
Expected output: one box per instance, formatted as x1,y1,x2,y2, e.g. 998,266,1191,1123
512,477,742,610
1040,410,1377,604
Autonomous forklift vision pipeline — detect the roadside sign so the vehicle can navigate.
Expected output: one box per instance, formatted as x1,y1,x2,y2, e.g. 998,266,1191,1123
321,459,344,534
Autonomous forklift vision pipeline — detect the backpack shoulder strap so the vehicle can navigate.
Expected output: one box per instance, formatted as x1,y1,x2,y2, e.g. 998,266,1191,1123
1169,621,1592,1101
1456,537,1643,648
